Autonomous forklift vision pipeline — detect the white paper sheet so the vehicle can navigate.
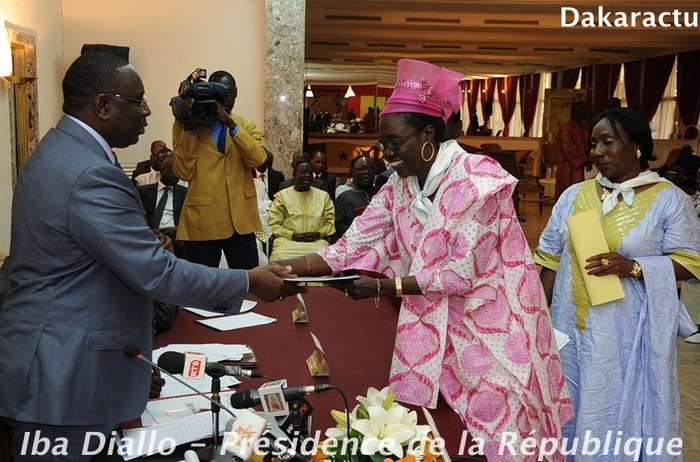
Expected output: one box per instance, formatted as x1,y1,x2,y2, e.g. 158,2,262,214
183,300,257,318
554,328,570,350
196,312,276,332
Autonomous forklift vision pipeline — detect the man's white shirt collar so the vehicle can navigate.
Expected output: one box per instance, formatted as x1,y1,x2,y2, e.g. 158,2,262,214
65,114,115,165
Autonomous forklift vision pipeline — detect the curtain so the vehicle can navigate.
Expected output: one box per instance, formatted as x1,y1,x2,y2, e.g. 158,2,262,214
519,74,541,136
481,78,497,126
581,63,622,117
551,68,580,89
624,54,675,121
497,76,518,136
677,49,700,128
463,79,481,134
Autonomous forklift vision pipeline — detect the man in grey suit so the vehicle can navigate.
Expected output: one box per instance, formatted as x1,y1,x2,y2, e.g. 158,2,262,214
0,52,296,460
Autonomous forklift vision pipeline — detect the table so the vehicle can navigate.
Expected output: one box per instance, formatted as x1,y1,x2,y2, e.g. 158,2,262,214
154,288,477,459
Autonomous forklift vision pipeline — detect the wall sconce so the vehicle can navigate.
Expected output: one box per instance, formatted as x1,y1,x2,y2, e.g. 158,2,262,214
344,85,355,98
4,75,36,86
305,85,314,98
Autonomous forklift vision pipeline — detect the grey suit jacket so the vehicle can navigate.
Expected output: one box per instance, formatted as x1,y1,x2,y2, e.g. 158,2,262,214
0,116,249,426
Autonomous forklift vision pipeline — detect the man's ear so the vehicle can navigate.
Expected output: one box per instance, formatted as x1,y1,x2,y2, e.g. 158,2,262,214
93,94,112,121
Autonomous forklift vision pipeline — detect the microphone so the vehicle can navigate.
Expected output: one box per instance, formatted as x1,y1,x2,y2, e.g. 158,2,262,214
230,384,333,409
122,344,238,419
158,351,264,378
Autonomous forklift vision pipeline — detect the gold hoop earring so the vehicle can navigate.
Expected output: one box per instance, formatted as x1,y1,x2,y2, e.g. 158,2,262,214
421,142,435,162
635,148,642,159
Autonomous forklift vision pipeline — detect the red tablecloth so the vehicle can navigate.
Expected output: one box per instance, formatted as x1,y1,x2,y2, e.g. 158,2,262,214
154,288,478,458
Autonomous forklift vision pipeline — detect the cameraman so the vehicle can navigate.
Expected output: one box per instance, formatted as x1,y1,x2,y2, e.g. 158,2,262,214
171,70,266,269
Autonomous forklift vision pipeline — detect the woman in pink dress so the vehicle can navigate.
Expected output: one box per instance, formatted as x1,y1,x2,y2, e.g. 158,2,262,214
278,59,572,460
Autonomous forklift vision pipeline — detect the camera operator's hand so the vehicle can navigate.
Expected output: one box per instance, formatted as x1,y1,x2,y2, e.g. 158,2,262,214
215,101,237,131
171,96,193,120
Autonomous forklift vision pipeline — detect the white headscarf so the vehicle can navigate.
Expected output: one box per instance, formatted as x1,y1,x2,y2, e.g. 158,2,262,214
407,140,457,223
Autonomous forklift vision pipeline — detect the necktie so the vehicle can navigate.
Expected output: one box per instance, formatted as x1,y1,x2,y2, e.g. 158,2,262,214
153,187,171,228
112,152,123,170
259,173,265,182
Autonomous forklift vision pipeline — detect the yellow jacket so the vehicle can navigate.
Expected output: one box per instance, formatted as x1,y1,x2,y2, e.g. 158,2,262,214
172,115,266,240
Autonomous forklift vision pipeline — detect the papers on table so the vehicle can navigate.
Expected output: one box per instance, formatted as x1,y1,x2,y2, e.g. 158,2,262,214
196,312,276,332
121,392,235,460
183,299,257,318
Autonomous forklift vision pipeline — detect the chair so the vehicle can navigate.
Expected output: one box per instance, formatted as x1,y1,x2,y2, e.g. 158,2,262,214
539,143,558,201
483,150,546,219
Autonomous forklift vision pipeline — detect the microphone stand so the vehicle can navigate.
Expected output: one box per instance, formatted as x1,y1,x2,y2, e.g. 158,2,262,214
198,368,225,461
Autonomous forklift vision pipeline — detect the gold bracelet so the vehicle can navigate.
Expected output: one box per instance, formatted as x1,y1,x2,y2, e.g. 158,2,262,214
300,255,312,276
395,277,403,297
375,278,381,309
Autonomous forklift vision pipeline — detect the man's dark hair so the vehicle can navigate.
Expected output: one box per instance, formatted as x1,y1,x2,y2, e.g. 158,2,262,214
62,51,130,115
209,70,236,88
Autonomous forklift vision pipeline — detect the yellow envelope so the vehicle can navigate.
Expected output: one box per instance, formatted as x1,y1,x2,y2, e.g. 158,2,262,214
565,209,625,306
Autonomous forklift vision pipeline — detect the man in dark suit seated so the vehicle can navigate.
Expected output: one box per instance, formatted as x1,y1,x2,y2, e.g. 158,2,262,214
310,149,337,200
131,139,167,183
253,147,285,200
137,156,187,257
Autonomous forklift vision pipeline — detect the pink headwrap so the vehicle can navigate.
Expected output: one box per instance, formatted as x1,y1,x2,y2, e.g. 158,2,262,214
381,59,463,123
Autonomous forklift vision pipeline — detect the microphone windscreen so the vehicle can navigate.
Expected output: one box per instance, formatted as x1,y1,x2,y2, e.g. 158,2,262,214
123,344,141,359
230,389,255,408
158,351,185,374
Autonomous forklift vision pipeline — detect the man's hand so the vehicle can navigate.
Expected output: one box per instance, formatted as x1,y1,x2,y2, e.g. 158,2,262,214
150,367,166,399
292,232,320,242
246,264,303,302
215,101,236,129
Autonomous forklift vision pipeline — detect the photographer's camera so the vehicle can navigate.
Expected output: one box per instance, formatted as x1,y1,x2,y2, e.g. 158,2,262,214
172,68,229,125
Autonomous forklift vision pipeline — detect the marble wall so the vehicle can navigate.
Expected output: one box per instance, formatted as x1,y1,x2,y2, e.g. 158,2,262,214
264,0,305,178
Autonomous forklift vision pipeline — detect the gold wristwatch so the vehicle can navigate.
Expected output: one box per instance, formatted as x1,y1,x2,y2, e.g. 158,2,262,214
630,260,642,279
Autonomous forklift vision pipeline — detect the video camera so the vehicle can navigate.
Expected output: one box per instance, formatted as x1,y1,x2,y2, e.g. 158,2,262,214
174,68,229,125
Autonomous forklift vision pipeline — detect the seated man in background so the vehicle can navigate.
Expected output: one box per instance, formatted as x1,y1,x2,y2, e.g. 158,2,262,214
268,161,335,261
131,139,166,182
253,147,285,200
279,151,325,191
137,156,188,257
310,149,337,200
134,142,171,186
332,155,376,242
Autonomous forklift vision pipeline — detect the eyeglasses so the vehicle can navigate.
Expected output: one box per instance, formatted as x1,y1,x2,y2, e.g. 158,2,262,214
104,92,149,109
374,129,420,153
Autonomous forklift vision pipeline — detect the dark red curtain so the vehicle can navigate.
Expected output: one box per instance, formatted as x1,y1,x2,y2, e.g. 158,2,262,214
519,73,541,137
581,63,622,118
497,76,518,136
624,55,675,121
677,49,700,127
551,68,580,89
461,79,481,134
481,78,497,126
623,60,642,110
